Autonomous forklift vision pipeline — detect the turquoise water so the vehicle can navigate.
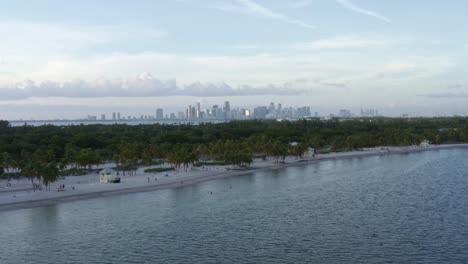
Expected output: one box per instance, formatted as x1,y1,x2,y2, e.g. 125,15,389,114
1,149,468,263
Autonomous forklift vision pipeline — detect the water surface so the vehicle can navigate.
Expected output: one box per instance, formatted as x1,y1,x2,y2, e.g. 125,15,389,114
1,149,468,263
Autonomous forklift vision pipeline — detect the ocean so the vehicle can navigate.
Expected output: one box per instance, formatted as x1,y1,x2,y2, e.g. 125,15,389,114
1,148,468,263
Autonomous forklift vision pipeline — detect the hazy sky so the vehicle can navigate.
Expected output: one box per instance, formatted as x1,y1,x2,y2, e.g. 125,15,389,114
1,0,468,119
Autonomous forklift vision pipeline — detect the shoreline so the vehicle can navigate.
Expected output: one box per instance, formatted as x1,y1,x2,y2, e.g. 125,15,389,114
1,144,467,212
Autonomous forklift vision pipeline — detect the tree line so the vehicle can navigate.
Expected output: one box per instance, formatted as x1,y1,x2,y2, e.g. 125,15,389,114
0,117,467,189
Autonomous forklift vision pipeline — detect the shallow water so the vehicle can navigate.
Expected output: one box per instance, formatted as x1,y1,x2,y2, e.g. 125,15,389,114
1,148,468,263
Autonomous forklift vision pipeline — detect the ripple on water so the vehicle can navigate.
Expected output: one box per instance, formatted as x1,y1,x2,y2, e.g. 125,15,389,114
1,148,468,264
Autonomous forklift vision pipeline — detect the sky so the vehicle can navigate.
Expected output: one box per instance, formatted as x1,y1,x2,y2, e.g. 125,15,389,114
0,0,468,119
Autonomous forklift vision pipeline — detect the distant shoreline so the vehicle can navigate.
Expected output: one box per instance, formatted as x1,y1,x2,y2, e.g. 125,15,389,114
8,119,223,127
1,144,467,212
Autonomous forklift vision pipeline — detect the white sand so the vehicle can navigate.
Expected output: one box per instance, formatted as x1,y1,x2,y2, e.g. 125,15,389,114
1,144,467,212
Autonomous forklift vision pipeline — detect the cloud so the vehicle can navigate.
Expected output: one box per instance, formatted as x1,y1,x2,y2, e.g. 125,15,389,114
335,0,390,23
0,21,164,57
291,0,314,9
292,36,387,50
225,44,258,51
372,58,453,81
0,75,310,100
216,0,315,29
421,93,468,98
447,83,465,89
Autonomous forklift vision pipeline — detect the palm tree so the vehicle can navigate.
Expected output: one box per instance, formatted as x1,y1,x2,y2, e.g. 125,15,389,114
42,163,59,191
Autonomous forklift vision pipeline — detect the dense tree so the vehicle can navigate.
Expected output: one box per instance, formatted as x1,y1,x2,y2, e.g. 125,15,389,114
0,117,465,179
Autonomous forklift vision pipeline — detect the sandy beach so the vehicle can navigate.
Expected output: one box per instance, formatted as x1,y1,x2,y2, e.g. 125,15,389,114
1,143,467,212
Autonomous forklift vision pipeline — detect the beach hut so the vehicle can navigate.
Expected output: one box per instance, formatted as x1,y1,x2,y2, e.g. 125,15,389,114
99,168,120,183
304,147,316,157
420,139,431,147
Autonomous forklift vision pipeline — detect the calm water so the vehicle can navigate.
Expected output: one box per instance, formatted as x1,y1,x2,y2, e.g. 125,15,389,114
1,149,468,264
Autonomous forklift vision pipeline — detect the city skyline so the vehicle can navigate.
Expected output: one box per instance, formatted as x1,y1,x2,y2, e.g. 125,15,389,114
1,1,468,119
13,99,406,122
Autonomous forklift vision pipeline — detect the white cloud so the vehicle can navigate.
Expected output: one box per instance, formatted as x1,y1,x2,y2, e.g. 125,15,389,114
335,0,391,23
291,0,315,9
292,36,388,50
215,0,315,29
374,58,453,81
225,44,259,51
0,21,164,57
0,76,310,100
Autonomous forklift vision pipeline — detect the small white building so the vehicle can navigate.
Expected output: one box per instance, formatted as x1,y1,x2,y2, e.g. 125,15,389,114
289,142,316,157
100,168,120,183
304,147,316,157
420,139,431,147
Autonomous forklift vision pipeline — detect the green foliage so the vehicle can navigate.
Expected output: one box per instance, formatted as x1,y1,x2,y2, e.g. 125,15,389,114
76,148,102,169
193,161,231,167
144,167,174,173
114,164,138,171
0,117,465,178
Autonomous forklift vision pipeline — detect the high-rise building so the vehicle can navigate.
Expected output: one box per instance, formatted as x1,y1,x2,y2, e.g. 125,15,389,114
253,106,268,119
223,101,231,119
112,112,116,120
117,112,121,120
268,102,275,113
297,106,311,118
101,114,106,120
224,101,230,112
187,105,192,119
196,102,201,119
360,108,380,117
339,109,352,118
191,106,196,119
156,108,164,119
178,112,185,119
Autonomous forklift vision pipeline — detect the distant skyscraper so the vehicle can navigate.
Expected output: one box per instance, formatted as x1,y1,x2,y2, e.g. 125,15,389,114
187,105,192,119
191,106,196,119
196,102,201,119
156,108,164,119
176,112,183,119
101,114,106,120
268,102,275,113
117,112,121,120
253,106,268,119
224,101,230,112
112,112,116,120
224,101,231,119
339,109,352,118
